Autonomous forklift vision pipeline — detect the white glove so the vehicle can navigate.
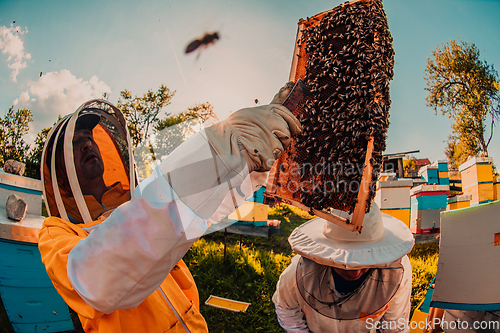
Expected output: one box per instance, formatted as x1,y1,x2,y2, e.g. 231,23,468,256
204,102,302,173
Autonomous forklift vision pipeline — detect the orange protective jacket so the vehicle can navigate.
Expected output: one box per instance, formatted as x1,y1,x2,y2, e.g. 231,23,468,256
39,216,208,333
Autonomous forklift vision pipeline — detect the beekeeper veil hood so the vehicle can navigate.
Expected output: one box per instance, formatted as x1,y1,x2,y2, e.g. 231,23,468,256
289,203,414,320
42,99,136,224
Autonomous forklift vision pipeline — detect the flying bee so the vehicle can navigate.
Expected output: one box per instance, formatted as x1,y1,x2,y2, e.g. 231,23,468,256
185,32,220,54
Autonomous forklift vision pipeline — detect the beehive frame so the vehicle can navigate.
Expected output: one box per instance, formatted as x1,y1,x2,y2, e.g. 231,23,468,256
265,0,394,232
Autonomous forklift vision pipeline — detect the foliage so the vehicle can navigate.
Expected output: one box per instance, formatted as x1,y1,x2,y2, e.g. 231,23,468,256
408,243,439,315
403,155,417,178
118,85,175,147
156,102,218,132
24,126,51,179
0,106,33,169
424,39,500,164
444,134,480,169
154,102,218,160
134,102,218,179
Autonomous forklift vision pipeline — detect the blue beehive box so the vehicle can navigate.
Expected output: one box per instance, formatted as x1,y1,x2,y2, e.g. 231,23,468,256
418,165,439,185
0,171,74,333
431,160,450,186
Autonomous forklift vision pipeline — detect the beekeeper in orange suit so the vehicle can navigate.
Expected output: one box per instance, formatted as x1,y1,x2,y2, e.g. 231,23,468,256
38,82,301,332
272,203,414,333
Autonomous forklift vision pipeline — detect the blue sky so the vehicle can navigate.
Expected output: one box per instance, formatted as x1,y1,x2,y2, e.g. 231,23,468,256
1,0,499,167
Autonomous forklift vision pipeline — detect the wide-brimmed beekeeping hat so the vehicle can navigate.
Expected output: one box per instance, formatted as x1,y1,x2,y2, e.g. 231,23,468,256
41,99,136,224
289,202,414,269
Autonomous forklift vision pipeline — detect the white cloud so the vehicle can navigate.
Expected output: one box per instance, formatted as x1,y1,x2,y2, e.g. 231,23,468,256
0,24,31,82
14,69,111,142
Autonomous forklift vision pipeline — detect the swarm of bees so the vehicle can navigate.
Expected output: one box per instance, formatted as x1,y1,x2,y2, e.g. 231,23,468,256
289,0,394,214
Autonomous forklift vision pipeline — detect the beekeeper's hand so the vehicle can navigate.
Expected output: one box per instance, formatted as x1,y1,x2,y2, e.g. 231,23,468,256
205,82,301,172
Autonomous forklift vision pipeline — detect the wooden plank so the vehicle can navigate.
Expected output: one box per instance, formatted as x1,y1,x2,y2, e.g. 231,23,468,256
351,137,375,231
205,295,250,312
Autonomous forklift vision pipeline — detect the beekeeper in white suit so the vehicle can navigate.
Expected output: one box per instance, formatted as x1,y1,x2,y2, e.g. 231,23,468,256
273,203,415,333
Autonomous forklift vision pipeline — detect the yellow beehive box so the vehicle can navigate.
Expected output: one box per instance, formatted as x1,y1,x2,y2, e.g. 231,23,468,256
228,202,269,222
439,171,448,178
459,157,493,184
447,195,471,211
459,157,494,205
381,208,410,227
462,182,494,205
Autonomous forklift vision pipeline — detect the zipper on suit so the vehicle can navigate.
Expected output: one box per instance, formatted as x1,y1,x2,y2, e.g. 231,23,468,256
158,287,190,333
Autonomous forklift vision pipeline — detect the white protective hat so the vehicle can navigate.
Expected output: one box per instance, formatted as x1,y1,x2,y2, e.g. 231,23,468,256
289,202,414,269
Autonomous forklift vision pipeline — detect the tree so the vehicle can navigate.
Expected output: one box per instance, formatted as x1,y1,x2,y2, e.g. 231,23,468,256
117,85,175,147
424,39,500,164
402,155,417,178
156,102,218,132
24,126,51,179
135,102,218,179
154,102,218,158
444,134,480,169
0,106,33,168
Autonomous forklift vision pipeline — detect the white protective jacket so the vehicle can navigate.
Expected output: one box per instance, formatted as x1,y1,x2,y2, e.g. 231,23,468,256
272,255,412,333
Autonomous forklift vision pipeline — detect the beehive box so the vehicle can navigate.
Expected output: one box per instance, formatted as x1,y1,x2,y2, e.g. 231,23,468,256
265,0,394,231
227,202,269,226
0,170,43,216
0,209,75,332
431,160,449,186
410,185,449,233
418,165,439,185
431,200,500,310
459,157,494,205
494,176,500,201
374,179,412,226
447,194,472,211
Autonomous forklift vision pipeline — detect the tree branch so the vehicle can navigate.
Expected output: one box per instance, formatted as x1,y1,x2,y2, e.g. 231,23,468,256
486,116,495,149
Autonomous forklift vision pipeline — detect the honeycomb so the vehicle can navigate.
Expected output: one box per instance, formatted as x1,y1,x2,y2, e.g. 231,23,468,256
266,0,394,228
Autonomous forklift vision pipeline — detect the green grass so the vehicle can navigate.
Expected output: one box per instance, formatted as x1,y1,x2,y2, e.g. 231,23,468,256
185,204,440,331
184,239,291,332
0,204,437,331
408,243,439,315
